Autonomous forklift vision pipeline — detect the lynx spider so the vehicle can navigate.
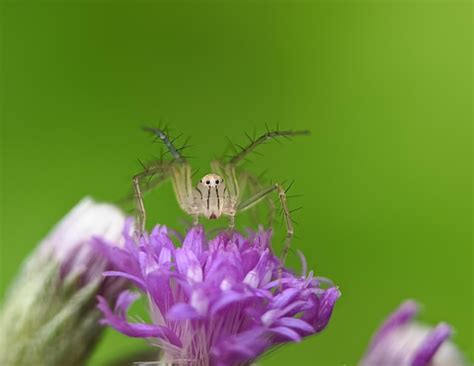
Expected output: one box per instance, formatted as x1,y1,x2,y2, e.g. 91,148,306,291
133,127,309,266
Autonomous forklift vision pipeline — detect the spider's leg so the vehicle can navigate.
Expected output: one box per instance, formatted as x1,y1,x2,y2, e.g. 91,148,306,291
227,128,310,166
133,164,169,236
237,183,294,269
236,184,279,212
240,171,276,227
145,127,198,223
212,160,240,228
143,127,187,163
170,162,199,224
275,184,294,269
226,165,240,228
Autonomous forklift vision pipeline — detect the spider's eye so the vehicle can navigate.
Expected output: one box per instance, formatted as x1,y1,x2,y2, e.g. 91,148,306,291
206,180,210,185
215,180,219,184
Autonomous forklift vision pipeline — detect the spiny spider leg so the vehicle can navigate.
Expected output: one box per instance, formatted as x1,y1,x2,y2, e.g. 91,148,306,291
211,160,239,228
276,184,294,269
240,171,276,227
143,128,195,215
237,184,279,212
228,129,310,166
210,128,309,230
170,162,198,224
143,127,186,162
237,183,294,269
134,127,196,234
133,165,168,236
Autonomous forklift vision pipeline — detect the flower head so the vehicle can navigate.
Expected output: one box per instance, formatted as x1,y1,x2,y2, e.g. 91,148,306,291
96,221,340,365
0,197,126,366
360,300,466,366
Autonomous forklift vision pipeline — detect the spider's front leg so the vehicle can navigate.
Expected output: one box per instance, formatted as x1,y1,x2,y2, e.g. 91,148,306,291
239,171,277,227
216,127,308,231
211,160,240,229
236,183,294,267
133,163,169,236
170,162,199,225
142,127,198,227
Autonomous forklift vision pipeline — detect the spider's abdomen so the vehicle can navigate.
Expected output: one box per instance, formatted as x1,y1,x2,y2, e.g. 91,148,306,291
194,174,228,219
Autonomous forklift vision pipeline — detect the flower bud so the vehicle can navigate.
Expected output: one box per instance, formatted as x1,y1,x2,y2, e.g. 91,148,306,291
0,197,127,366
360,300,466,366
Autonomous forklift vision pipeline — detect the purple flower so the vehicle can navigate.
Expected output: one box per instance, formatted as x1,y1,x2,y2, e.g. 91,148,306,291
96,221,340,365
360,300,466,366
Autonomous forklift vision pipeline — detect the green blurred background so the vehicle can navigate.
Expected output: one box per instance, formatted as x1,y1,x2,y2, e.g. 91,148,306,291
1,1,472,365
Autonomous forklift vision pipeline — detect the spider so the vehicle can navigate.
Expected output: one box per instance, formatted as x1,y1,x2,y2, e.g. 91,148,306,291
133,127,309,266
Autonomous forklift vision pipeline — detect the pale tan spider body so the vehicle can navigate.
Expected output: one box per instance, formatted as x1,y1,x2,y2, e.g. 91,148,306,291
133,127,309,266
194,174,228,220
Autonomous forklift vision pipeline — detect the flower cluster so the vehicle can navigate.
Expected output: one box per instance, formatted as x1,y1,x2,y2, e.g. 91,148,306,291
360,300,466,366
96,221,340,365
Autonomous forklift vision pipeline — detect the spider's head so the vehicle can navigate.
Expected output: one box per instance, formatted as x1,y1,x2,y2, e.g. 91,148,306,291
197,174,226,219
199,174,224,188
